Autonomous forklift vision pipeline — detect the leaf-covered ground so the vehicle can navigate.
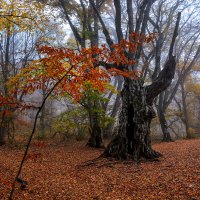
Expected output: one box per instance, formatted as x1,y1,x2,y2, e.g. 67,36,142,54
0,138,200,199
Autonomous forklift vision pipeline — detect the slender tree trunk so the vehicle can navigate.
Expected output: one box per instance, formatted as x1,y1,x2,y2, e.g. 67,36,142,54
87,123,103,148
92,0,99,47
104,93,121,137
86,0,104,148
0,31,11,145
159,113,172,142
104,76,123,137
157,93,172,142
39,85,46,138
39,106,46,138
0,113,9,145
158,110,172,142
87,108,104,148
180,81,191,138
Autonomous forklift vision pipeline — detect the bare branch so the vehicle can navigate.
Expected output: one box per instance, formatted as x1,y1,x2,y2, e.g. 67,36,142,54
164,44,200,110
146,12,181,105
89,0,114,49
126,0,134,34
168,12,181,58
113,0,123,42
9,66,73,199
59,0,85,48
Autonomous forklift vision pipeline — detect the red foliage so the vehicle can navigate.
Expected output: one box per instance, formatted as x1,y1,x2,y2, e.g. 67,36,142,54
8,33,157,106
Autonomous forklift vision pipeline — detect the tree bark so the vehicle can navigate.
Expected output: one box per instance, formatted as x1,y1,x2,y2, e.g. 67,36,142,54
87,124,103,148
0,113,9,145
158,111,172,142
180,80,191,139
157,93,172,142
87,108,104,148
104,78,161,160
104,76,123,137
104,56,176,160
103,10,180,160
0,30,11,145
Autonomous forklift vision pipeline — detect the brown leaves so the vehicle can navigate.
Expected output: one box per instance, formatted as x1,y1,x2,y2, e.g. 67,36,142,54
0,139,200,199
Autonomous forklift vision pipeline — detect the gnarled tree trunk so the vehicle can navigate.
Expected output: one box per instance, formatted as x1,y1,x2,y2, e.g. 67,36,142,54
104,10,180,160
104,56,176,160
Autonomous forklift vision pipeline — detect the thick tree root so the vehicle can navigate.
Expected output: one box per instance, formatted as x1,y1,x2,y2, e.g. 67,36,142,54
86,141,105,149
103,136,162,161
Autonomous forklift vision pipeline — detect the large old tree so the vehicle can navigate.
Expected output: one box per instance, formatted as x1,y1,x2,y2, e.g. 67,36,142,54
88,0,181,160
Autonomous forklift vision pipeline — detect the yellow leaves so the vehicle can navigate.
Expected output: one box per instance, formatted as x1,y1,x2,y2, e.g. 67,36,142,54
104,82,118,94
0,0,49,33
186,82,200,96
62,62,71,70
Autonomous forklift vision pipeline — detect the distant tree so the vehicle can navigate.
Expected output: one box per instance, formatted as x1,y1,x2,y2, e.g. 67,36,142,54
152,0,200,141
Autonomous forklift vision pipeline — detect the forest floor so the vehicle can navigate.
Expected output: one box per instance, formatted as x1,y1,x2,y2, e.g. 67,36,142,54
0,138,200,200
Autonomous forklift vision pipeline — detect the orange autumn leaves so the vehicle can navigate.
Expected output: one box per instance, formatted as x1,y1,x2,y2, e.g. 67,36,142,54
8,32,156,103
8,45,110,101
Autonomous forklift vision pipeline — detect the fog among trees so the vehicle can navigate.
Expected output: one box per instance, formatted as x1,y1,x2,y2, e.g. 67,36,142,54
0,0,200,199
